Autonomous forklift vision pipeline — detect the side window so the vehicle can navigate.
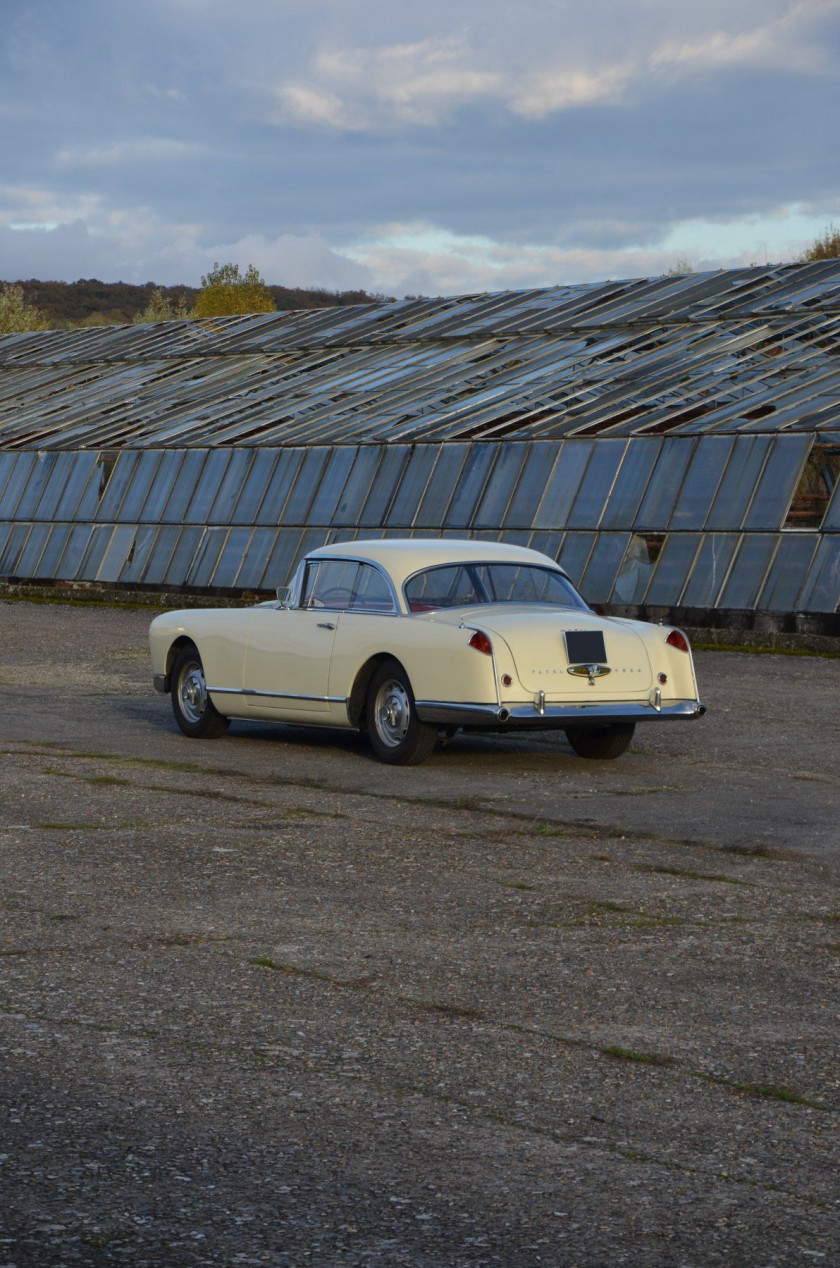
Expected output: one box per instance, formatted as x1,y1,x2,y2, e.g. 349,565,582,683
349,563,395,612
405,565,482,610
303,560,360,609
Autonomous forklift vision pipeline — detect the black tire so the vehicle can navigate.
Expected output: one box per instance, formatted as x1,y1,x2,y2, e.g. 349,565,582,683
170,645,230,739
366,660,436,766
565,722,635,760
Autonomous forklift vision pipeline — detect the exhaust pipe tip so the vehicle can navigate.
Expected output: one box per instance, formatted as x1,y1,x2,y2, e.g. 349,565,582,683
497,707,510,721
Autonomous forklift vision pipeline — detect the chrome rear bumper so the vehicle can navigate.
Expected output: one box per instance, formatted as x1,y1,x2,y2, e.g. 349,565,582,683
415,699,706,728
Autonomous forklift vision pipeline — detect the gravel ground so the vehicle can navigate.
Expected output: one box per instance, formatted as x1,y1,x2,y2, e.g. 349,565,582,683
0,600,838,1266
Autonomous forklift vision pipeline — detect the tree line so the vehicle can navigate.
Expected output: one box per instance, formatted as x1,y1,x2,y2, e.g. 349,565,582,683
0,263,391,334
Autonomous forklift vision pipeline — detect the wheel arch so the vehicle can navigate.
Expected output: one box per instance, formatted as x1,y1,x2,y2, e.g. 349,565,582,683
164,635,199,683
347,653,410,728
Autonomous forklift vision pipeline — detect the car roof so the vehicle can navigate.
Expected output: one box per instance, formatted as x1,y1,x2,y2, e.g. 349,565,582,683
307,538,567,589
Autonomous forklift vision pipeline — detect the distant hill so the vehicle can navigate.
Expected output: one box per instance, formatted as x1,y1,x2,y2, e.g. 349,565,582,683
9,278,392,328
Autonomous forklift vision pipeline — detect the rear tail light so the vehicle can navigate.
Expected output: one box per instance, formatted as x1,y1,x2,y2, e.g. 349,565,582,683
468,630,493,655
665,629,690,653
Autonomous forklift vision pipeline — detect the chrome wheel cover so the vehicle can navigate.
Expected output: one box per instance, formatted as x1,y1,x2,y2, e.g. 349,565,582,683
374,678,410,748
178,662,208,725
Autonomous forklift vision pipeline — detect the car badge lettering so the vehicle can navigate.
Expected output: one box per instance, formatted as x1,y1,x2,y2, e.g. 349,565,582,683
567,663,612,686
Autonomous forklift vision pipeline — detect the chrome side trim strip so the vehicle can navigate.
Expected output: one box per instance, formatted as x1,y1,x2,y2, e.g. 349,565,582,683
415,699,706,727
208,686,348,704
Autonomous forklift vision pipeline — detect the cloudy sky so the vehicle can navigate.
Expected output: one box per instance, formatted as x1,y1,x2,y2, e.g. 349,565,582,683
1,0,839,297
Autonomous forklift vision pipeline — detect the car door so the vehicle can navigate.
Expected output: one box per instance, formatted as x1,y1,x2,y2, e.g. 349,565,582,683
241,559,356,714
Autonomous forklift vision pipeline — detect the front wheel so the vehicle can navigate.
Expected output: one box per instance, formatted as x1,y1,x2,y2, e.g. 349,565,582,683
565,722,635,760
170,646,230,739
366,661,436,766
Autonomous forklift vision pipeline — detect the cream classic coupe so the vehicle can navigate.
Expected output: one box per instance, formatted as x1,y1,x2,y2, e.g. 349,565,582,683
149,538,705,764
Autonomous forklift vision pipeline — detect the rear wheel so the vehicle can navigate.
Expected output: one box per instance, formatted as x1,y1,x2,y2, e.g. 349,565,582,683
565,722,634,760
366,660,436,766
170,645,229,739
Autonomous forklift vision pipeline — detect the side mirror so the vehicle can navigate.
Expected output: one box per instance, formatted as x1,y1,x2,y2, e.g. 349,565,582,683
275,585,292,608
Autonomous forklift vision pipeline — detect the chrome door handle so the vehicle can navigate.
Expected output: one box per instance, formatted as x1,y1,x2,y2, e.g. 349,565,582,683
317,621,336,630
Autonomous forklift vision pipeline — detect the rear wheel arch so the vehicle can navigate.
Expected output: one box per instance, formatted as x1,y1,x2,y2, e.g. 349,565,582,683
348,653,407,728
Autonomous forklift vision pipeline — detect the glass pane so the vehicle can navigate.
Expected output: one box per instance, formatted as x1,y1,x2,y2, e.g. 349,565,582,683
633,438,695,531
118,525,159,584
0,524,32,574
77,526,115,580
405,565,482,610
796,536,840,613
54,454,100,520
359,447,410,527
556,532,596,586
95,452,141,521
414,446,468,528
161,451,209,524
473,444,528,528
257,449,305,525
350,562,396,612
54,525,94,580
0,454,36,518
186,528,228,587
600,440,661,530
528,531,563,562
73,459,111,521
210,528,255,587
97,526,138,582
33,525,72,579
117,451,163,521
208,449,255,524
717,535,777,610
386,446,439,526
184,451,233,523
164,527,204,586
444,444,496,528
668,437,735,529
824,481,840,529
141,526,181,584
611,535,662,604
262,529,304,589
140,452,185,523
307,447,358,523
579,533,631,603
742,435,813,530
757,535,819,611
680,534,740,608
34,453,85,520
231,450,279,525
705,436,772,530
304,559,361,608
644,535,701,606
532,441,594,529
15,453,57,519
332,447,384,526
474,563,586,608
0,453,16,508
567,439,627,529
235,529,278,590
504,442,559,529
281,449,330,524
14,523,50,576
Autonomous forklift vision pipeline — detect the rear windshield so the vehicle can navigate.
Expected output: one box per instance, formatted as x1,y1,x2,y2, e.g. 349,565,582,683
404,563,589,612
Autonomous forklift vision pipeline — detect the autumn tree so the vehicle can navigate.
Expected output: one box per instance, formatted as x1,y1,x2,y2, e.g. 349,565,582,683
801,223,840,261
133,287,191,323
0,282,49,333
192,262,276,318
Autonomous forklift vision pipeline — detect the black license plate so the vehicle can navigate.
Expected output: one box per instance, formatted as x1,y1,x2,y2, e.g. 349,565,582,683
565,630,607,665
